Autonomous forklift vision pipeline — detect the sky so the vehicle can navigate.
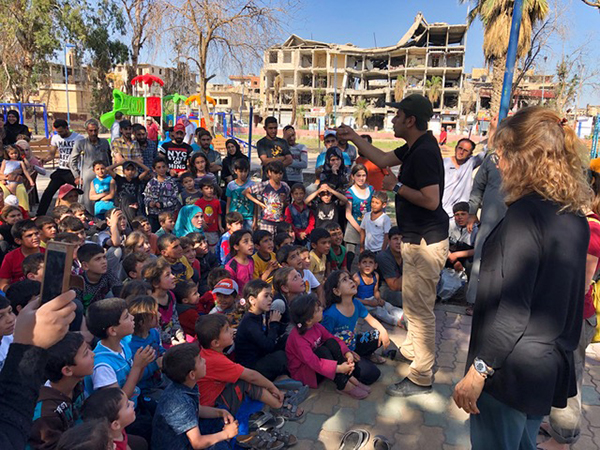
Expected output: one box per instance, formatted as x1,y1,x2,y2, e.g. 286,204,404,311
144,0,600,106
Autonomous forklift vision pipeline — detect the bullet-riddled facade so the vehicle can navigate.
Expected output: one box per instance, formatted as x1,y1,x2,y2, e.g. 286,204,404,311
260,13,467,131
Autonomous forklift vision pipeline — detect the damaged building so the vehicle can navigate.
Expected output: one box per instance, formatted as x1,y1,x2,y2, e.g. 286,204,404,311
260,13,467,131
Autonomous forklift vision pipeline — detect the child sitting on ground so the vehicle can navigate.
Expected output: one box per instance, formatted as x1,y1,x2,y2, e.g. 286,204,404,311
225,229,254,292
143,258,186,347
188,232,219,294
89,160,116,220
85,298,156,405
196,314,302,421
235,279,287,381
286,294,368,399
209,278,243,331
325,221,348,271
122,251,151,283
244,161,290,236
34,215,57,249
272,266,306,327
124,231,153,257
132,216,158,254
0,205,23,252
155,211,175,237
252,230,279,283
447,201,478,275
82,387,145,450
217,211,244,265
174,280,203,337
179,171,202,206
322,270,390,384
5,279,39,315
353,250,404,328
120,280,152,301
309,227,331,286
276,221,295,242
360,191,391,253
195,179,223,253
274,232,293,251
278,245,322,298
179,236,200,283
29,332,94,449
77,243,120,311
127,295,166,400
0,220,44,291
22,252,44,282
197,267,230,316
284,183,315,246
151,344,238,450
157,234,193,285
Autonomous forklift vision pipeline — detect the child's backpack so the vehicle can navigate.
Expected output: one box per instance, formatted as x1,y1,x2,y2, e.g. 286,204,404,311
587,216,600,343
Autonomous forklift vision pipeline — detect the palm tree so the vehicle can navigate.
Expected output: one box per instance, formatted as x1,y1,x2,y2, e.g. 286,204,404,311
425,76,443,105
394,75,406,102
353,99,372,128
460,0,549,114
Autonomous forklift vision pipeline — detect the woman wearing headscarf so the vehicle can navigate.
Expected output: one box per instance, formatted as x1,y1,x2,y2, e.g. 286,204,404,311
453,106,591,450
319,146,350,191
3,110,30,146
221,139,248,185
173,204,205,237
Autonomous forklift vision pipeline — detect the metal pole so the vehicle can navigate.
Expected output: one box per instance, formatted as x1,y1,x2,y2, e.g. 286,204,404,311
498,0,524,122
248,105,253,160
64,46,71,125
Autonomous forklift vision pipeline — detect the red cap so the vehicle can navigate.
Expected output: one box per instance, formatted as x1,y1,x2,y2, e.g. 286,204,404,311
58,184,83,199
173,123,186,133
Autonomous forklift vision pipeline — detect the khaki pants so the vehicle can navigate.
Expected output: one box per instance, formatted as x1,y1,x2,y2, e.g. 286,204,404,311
399,238,449,386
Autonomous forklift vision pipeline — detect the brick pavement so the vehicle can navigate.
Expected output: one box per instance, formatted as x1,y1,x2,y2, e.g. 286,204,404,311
276,305,600,450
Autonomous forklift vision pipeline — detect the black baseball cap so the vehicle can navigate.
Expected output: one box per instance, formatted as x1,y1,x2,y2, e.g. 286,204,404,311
386,94,433,123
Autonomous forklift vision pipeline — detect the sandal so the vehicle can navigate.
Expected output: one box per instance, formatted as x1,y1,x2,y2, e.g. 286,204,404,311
373,435,392,450
252,415,285,431
284,385,309,406
249,411,274,429
338,429,370,450
369,353,386,365
237,430,285,449
270,429,298,447
272,401,305,421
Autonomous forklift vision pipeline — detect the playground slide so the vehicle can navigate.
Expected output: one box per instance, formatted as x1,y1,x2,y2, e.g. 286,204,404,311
100,90,155,129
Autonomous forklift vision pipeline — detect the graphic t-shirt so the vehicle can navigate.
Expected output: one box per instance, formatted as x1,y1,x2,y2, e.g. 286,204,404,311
159,141,193,173
115,175,144,206
51,132,84,170
195,198,222,232
321,299,369,351
314,201,339,229
257,136,291,181
346,185,374,224
226,179,255,222
249,181,290,223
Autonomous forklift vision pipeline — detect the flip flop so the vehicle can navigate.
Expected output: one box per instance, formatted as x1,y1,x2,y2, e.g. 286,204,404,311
373,435,392,450
338,429,370,450
369,353,386,365
253,416,285,432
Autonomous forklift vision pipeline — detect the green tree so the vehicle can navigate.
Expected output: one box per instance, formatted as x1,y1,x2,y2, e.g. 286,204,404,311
460,0,549,114
353,99,372,128
425,76,443,105
0,0,87,102
551,59,579,114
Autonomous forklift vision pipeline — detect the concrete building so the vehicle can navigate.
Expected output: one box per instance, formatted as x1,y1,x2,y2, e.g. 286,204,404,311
207,75,260,121
260,13,467,131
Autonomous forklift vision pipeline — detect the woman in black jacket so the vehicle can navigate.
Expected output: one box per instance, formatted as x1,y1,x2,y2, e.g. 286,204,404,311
453,107,591,450
3,110,30,146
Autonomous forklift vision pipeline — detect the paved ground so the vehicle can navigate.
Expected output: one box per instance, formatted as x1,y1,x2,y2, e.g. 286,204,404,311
274,304,600,450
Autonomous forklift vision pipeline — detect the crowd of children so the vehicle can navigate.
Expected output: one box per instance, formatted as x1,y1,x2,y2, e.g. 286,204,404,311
0,115,479,450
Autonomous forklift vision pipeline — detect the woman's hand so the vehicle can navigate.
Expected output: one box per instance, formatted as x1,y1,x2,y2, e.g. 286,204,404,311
453,365,486,414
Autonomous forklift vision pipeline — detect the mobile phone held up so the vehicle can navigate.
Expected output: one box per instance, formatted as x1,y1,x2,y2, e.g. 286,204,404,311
40,241,83,304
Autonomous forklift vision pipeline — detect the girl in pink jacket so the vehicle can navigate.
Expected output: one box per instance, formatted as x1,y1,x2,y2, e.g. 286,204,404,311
285,293,371,399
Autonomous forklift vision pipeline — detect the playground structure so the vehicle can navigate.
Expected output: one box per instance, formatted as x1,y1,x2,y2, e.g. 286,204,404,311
1,103,50,137
100,75,256,157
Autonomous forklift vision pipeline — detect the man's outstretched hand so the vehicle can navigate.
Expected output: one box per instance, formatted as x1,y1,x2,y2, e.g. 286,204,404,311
13,290,77,349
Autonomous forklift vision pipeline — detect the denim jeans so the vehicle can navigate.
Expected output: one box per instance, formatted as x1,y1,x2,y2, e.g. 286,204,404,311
546,315,597,444
471,392,544,450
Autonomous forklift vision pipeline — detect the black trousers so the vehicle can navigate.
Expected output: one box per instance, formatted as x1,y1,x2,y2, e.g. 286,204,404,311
255,349,288,381
314,338,361,390
38,168,75,215
354,332,382,385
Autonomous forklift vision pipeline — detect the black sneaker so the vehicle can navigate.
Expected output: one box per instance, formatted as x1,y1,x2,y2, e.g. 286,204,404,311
394,350,413,364
386,378,432,397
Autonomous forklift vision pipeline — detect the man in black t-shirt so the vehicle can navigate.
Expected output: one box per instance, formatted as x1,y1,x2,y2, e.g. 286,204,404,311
256,116,292,181
158,123,193,178
336,94,449,398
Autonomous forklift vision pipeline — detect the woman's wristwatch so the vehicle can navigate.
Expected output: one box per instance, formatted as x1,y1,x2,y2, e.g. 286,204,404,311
474,357,494,378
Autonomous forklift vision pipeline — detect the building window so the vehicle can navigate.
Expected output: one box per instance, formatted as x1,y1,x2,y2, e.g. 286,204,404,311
269,52,278,64
283,52,292,64
219,98,228,105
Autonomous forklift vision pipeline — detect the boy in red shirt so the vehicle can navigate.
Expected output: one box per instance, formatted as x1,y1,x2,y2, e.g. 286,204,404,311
0,220,44,291
195,314,304,421
195,180,223,253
